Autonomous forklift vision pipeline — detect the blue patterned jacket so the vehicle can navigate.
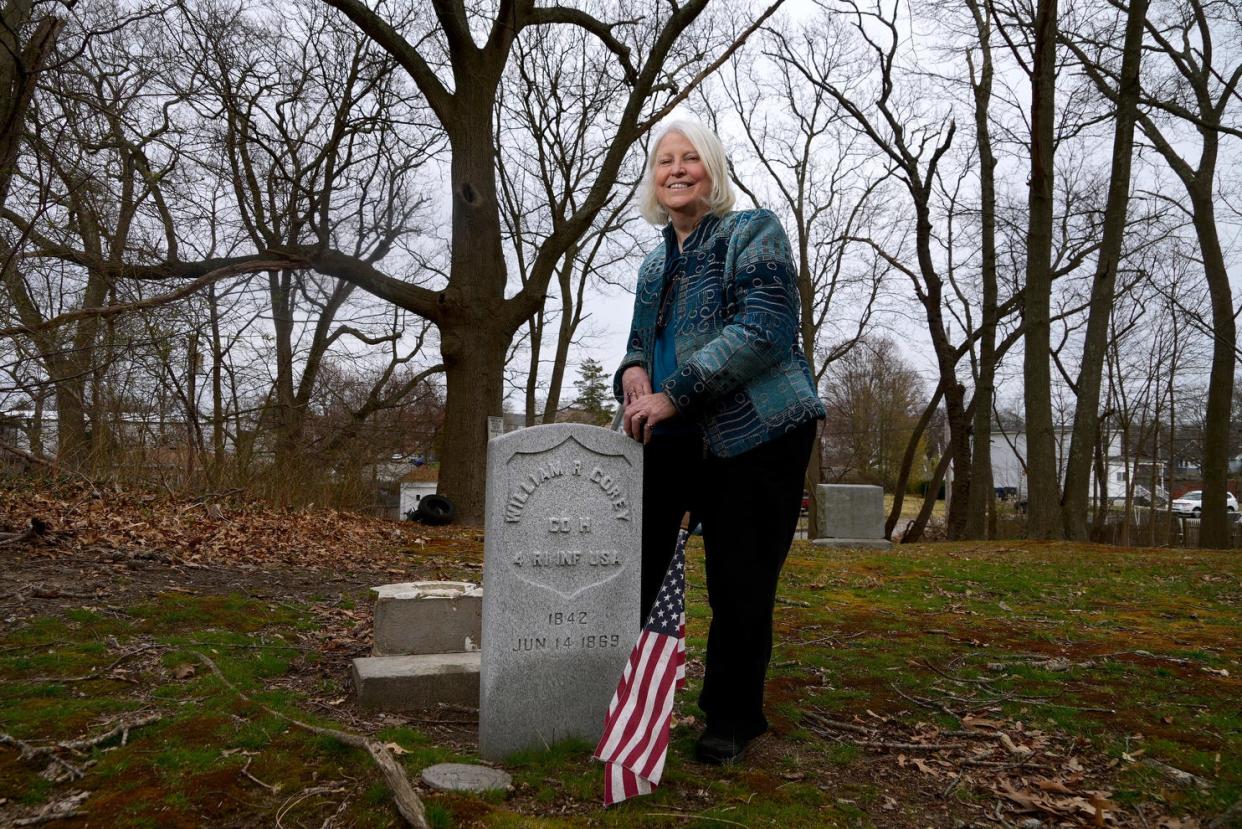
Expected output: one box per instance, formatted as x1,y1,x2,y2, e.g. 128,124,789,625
613,209,825,457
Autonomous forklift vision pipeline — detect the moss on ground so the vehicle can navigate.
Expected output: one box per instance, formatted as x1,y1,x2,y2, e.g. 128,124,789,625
0,541,1238,827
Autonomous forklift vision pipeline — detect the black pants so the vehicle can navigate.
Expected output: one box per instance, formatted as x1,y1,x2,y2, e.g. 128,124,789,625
641,420,816,742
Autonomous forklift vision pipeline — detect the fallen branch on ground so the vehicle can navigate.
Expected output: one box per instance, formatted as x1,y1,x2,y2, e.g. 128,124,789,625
242,755,281,793
193,651,428,829
0,518,49,548
1,712,161,761
0,441,53,469
9,790,91,826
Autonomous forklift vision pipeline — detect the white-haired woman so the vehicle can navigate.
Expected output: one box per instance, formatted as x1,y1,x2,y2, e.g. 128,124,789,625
615,120,825,764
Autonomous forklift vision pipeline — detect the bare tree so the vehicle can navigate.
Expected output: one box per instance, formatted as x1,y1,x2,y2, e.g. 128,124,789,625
1017,0,1063,539
1128,0,1240,548
1058,0,1149,539
707,11,889,533
315,0,784,522
494,24,644,425
820,335,929,489
774,0,984,538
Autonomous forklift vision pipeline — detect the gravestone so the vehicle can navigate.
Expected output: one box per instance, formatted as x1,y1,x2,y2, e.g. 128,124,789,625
479,424,642,760
812,483,892,550
371,581,482,656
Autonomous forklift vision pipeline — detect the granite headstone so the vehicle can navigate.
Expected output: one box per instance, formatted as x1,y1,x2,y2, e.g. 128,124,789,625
479,424,642,760
812,483,892,549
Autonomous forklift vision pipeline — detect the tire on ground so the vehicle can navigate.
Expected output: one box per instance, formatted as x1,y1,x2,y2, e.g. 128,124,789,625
414,494,456,525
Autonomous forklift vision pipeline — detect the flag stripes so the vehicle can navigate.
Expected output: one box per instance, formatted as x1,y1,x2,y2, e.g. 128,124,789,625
594,526,688,806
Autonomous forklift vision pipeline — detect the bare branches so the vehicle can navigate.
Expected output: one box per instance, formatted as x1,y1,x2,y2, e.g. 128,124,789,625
321,0,454,122
0,259,300,339
522,6,638,83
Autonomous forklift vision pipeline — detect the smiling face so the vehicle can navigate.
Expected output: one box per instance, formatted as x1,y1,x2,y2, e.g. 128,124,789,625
653,131,712,223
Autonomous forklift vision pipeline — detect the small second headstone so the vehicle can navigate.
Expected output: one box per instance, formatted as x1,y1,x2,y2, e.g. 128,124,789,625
479,423,642,760
812,483,892,549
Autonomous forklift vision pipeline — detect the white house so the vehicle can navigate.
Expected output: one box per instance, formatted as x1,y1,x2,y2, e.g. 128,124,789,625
976,427,1166,504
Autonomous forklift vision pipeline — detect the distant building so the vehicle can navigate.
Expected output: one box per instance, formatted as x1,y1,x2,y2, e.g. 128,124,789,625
980,426,1167,505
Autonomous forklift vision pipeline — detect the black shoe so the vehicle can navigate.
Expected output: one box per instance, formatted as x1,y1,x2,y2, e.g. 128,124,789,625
693,731,752,765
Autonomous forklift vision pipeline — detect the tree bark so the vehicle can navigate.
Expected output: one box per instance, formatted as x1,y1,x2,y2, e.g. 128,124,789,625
0,4,62,211
963,0,998,540
886,383,944,540
1190,187,1235,549
1060,0,1147,540
320,0,721,524
1021,0,1062,539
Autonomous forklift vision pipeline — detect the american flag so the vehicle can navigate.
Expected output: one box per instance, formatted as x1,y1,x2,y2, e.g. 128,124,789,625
594,524,688,805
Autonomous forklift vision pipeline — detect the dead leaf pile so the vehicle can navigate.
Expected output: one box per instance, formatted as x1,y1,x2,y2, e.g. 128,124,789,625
0,481,482,570
803,708,1127,826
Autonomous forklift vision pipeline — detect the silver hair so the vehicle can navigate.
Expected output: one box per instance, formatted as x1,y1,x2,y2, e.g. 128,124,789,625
637,120,737,226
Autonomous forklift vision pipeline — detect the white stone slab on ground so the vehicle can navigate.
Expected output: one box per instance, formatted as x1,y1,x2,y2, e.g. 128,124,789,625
352,652,480,711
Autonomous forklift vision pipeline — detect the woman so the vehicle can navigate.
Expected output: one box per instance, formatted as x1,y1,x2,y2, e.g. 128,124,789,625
615,120,825,765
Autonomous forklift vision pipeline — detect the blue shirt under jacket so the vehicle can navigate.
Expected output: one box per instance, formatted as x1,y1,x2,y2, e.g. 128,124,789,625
614,209,826,458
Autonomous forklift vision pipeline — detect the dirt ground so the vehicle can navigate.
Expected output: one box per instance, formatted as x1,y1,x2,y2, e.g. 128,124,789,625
2,482,1238,828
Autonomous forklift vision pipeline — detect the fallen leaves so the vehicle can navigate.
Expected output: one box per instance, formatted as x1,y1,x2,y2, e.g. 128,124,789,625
0,481,480,572
804,707,1122,826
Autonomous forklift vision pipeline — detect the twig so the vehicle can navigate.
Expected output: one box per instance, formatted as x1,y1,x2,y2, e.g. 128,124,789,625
1142,758,1210,790
913,658,1003,686
241,755,281,793
890,684,962,719
0,734,85,781
808,730,970,751
277,784,348,828
802,712,871,736
13,811,88,826
1,713,161,760
193,652,428,829
2,644,155,685
0,441,53,469
320,797,350,829
642,813,751,827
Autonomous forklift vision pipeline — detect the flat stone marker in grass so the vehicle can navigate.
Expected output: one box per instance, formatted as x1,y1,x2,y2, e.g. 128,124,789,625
479,424,642,760
420,763,512,793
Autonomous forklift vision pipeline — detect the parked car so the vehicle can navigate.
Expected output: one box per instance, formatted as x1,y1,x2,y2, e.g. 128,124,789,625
1170,489,1238,517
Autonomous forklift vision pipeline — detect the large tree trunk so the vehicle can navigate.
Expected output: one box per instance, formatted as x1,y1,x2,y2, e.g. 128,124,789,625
1190,187,1236,549
1060,0,1147,539
963,0,998,540
268,269,301,477
1021,0,1061,539
0,4,62,211
436,107,510,525
438,324,507,525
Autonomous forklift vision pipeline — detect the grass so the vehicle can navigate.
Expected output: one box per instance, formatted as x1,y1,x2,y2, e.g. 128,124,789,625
883,492,946,522
1,540,1239,827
